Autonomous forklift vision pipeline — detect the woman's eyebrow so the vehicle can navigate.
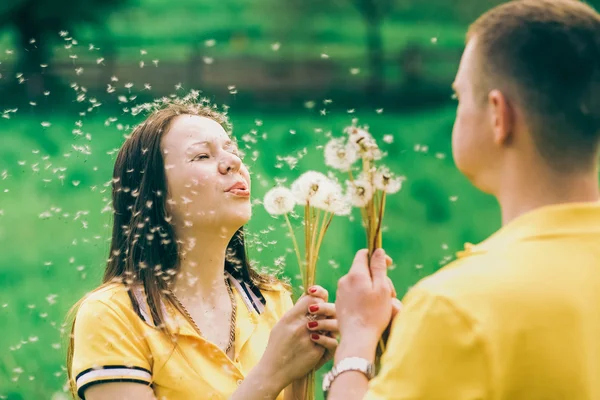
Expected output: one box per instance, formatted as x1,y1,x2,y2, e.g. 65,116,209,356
187,139,238,150
187,141,210,150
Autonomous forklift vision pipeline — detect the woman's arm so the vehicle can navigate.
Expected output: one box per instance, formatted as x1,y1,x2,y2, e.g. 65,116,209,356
83,374,304,400
283,377,309,400
85,382,156,400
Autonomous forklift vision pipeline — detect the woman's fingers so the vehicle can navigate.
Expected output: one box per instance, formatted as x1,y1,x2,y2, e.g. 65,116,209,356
307,318,338,334
306,285,328,302
310,333,338,353
307,302,335,318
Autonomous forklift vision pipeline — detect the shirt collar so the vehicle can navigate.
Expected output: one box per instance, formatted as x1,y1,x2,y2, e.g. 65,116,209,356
458,202,600,258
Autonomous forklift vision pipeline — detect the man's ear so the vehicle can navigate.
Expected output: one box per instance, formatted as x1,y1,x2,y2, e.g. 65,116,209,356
489,89,514,146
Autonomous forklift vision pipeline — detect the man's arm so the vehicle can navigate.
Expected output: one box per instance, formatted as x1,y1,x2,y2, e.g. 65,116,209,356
328,288,489,400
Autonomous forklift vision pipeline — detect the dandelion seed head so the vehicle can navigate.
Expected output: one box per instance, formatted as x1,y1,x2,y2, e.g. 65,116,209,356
374,167,403,194
324,137,358,172
291,171,328,205
347,179,373,207
263,187,295,215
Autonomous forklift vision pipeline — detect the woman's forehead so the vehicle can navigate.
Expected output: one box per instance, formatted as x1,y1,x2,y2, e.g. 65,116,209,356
163,115,229,149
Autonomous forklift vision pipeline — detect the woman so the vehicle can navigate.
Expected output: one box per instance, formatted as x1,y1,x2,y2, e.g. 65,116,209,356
67,96,338,400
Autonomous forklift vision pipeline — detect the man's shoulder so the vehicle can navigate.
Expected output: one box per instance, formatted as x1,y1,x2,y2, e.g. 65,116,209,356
407,252,529,315
416,254,502,294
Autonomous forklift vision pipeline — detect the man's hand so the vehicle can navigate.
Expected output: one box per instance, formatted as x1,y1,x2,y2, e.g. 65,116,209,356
336,249,394,353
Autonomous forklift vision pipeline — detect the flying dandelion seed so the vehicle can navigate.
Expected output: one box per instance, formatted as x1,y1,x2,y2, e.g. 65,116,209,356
271,42,281,51
350,68,360,75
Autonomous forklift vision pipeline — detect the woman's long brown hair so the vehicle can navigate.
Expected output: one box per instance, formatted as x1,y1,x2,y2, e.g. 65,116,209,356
66,98,281,397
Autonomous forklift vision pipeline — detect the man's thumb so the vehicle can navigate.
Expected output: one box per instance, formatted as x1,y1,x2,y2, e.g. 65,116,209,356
370,248,388,284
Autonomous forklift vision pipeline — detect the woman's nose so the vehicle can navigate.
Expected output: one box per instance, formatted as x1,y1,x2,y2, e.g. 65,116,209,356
218,153,242,175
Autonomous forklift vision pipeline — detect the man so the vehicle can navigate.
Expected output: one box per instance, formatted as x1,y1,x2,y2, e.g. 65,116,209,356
325,0,600,399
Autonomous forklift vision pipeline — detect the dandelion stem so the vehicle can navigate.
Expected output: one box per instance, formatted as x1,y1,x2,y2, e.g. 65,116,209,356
284,213,303,277
308,207,321,288
304,202,310,290
314,212,334,261
373,191,386,251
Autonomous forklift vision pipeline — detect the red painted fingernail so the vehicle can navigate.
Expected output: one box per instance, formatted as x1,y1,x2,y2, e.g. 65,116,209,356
311,333,320,340
309,305,319,313
308,286,317,293
308,321,318,328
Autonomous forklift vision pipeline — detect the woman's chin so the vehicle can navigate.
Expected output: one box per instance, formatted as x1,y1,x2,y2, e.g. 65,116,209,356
229,206,252,226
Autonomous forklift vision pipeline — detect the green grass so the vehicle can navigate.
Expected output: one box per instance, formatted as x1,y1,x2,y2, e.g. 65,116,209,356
0,104,499,399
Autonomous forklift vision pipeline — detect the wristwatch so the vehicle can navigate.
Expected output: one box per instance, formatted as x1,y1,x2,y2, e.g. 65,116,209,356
322,357,375,397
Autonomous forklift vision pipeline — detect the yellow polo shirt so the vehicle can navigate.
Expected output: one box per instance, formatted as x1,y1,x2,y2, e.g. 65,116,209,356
367,202,600,400
71,277,293,400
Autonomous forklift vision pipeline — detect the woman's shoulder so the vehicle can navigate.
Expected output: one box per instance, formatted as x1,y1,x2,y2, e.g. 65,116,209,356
259,280,294,316
76,282,139,319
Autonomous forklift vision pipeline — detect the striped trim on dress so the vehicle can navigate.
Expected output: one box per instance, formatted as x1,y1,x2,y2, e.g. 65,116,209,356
76,365,152,399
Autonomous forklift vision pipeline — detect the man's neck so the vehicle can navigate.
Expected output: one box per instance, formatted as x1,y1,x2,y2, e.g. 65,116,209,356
496,165,599,226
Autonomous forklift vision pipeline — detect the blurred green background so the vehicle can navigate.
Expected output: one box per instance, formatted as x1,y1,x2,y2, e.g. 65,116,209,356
3,0,598,398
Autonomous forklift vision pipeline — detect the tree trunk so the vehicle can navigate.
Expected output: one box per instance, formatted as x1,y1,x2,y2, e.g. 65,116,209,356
365,16,385,101
13,5,49,99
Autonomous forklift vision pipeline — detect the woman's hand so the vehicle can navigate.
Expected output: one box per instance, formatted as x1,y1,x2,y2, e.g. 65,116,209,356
256,285,333,390
305,292,338,370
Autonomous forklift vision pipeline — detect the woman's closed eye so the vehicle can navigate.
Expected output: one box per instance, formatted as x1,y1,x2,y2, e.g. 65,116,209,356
191,154,210,161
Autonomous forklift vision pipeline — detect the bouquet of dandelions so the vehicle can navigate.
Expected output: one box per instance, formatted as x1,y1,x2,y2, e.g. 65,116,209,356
263,171,350,400
324,122,402,260
324,121,403,360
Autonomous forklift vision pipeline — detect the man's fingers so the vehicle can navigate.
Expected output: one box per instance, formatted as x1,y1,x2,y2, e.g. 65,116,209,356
387,277,397,298
391,298,403,319
348,249,371,277
370,248,389,289
385,255,393,267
